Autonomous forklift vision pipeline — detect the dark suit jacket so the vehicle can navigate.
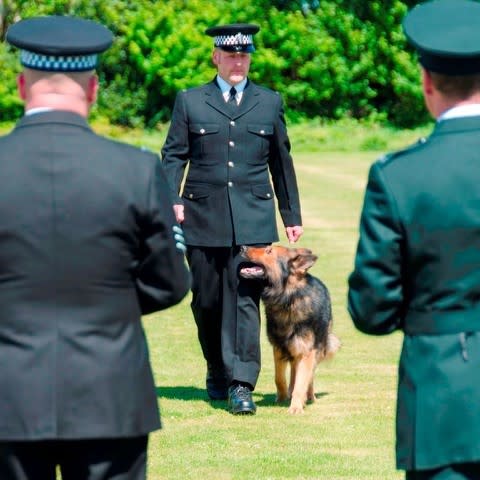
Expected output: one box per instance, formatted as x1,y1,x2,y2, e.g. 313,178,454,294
0,110,190,441
348,116,480,470
161,78,302,247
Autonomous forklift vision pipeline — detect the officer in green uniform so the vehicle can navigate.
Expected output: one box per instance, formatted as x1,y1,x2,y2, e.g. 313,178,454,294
348,0,480,478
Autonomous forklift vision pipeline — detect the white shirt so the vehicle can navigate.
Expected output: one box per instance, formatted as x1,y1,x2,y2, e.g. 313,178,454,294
438,103,480,121
216,75,247,105
25,107,54,116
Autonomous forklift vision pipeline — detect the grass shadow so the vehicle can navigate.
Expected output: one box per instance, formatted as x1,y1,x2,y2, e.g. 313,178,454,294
156,386,330,412
156,385,203,401
252,391,329,407
156,385,229,409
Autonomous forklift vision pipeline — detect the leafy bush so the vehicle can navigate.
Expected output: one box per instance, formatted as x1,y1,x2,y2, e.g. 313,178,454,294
0,0,428,128
0,42,23,122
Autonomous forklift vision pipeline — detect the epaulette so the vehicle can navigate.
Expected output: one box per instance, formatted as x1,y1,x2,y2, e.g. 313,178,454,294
253,83,277,96
377,136,428,165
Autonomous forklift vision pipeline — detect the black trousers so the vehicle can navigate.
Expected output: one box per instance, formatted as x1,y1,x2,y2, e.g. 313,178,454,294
0,436,148,480
406,463,480,479
186,246,263,388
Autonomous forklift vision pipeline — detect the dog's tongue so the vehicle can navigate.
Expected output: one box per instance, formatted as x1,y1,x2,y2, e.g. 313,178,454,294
241,266,263,275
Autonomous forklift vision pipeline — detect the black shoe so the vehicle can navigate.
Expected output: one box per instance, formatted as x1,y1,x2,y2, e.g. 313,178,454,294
206,363,228,400
228,384,256,415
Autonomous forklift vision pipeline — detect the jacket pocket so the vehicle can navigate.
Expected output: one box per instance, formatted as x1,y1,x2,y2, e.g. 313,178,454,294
246,124,273,163
247,124,274,136
182,184,211,201
189,123,220,135
251,184,274,200
189,123,221,160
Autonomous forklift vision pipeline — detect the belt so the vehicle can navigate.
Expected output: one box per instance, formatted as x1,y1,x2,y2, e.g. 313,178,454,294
403,307,480,335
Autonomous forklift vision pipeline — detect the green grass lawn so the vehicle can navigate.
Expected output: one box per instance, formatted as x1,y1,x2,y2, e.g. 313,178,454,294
0,117,427,479
1,117,427,480
140,136,426,479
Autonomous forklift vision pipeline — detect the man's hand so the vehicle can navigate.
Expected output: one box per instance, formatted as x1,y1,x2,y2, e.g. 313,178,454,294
173,204,184,224
285,226,303,243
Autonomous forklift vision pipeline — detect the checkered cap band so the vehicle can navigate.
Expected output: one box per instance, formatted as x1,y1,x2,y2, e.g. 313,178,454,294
20,50,98,71
215,33,253,47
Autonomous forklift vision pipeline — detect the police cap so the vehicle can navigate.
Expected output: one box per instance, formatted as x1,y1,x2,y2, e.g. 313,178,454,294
6,15,113,72
403,0,480,75
205,23,259,53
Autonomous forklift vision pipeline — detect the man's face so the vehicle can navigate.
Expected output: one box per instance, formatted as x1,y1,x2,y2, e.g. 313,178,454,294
212,49,251,85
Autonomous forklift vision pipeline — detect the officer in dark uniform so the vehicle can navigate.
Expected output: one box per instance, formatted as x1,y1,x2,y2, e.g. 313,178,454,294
162,23,303,414
0,15,190,480
348,0,480,478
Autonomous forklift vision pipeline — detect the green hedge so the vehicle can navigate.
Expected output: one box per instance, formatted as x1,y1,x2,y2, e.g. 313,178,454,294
0,0,428,128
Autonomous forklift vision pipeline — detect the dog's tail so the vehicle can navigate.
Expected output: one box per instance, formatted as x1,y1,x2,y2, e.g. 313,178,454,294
322,333,341,360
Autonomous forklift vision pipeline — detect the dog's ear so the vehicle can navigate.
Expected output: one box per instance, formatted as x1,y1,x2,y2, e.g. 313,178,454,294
291,250,317,275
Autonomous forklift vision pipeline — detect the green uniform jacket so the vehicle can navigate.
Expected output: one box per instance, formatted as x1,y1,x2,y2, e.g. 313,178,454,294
348,116,480,471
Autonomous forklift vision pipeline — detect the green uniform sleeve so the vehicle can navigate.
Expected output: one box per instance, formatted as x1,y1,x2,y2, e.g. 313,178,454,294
348,161,405,335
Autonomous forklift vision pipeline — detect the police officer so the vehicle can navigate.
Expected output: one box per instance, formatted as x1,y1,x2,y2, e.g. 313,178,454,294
162,23,303,414
0,15,190,480
348,0,480,478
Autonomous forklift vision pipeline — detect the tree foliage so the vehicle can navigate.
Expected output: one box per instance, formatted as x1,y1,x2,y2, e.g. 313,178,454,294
0,0,427,128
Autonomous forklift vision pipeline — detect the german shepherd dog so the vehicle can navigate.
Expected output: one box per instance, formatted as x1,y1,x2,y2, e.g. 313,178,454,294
240,245,340,414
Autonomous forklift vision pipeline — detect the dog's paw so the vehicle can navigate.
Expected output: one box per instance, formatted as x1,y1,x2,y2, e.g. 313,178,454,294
287,402,305,414
275,392,290,404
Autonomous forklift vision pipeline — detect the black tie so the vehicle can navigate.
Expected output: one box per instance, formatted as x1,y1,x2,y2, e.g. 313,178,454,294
228,86,237,105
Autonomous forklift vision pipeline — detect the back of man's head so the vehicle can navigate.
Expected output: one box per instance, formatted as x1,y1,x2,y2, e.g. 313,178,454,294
6,15,112,116
429,72,480,101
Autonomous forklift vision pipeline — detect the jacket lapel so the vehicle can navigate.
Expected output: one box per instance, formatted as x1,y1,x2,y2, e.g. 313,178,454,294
233,81,260,120
204,79,260,120
204,80,232,119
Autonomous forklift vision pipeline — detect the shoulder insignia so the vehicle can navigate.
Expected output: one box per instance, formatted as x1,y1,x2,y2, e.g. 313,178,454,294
378,136,428,164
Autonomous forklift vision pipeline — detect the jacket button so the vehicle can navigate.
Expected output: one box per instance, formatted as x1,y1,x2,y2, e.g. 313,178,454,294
200,128,205,134
230,121,235,126
260,129,265,135
228,161,234,167
228,181,233,187
229,141,235,147
189,193,193,198
266,193,271,197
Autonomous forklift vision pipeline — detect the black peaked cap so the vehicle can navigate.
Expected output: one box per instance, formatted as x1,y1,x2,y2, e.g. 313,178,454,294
403,0,480,75
205,23,260,37
6,15,113,56
205,23,259,53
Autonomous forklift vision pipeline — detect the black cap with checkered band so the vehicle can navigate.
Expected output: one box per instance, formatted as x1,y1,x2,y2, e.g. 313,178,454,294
205,23,259,53
6,15,113,72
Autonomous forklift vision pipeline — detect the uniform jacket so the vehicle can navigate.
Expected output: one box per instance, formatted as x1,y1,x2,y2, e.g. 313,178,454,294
161,78,302,247
348,116,480,470
0,110,190,441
